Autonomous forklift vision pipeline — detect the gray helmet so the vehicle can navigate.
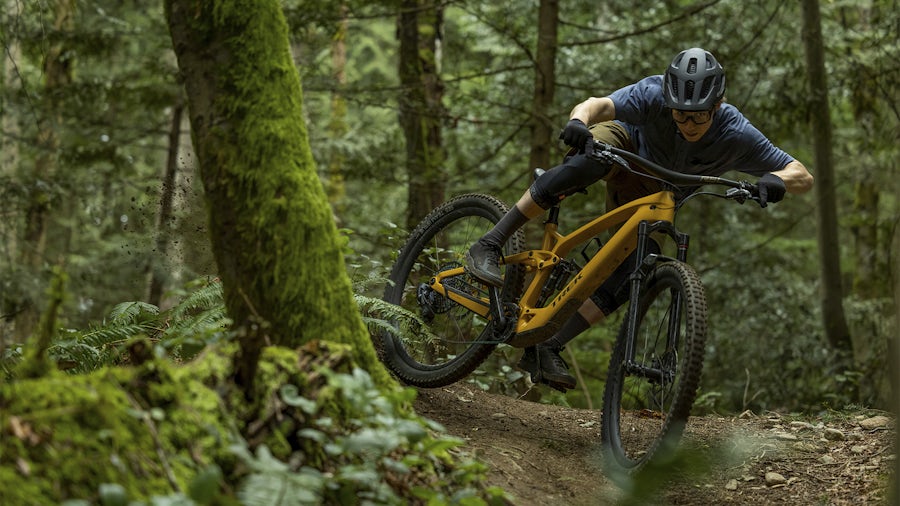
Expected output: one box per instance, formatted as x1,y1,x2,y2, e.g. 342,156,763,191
663,48,726,111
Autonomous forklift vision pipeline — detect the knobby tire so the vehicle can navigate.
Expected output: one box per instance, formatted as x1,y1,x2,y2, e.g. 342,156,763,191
601,260,707,474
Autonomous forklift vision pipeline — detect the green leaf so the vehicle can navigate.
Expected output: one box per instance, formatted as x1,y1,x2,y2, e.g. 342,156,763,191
188,465,223,505
279,384,317,414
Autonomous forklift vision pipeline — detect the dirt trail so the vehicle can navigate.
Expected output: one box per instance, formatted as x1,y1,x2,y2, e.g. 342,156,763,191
413,383,895,505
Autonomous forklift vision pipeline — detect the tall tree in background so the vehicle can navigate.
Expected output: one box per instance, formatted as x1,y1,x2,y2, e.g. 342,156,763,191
146,103,184,306
15,0,75,340
326,3,349,219
835,2,896,300
164,0,392,392
528,0,559,171
893,218,900,504
398,0,446,229
800,0,853,355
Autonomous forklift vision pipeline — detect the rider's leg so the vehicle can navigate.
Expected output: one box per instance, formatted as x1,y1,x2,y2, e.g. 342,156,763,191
465,191,545,287
519,299,605,390
516,122,641,388
544,299,605,348
466,153,612,286
525,236,659,390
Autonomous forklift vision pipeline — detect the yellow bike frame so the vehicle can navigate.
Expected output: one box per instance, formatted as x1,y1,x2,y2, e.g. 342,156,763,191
426,189,678,346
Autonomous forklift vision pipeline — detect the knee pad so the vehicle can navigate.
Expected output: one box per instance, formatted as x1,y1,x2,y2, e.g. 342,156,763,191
529,153,611,209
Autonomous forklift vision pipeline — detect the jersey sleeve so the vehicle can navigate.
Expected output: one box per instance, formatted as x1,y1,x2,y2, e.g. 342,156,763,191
732,123,795,177
608,76,667,125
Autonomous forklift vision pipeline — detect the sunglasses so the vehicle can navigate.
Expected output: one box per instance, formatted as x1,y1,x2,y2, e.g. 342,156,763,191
672,109,714,125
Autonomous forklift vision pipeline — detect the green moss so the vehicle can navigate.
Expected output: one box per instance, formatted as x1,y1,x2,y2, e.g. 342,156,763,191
0,369,170,502
0,339,510,504
0,358,235,504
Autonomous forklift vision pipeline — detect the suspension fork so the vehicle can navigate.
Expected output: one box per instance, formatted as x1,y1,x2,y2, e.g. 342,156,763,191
622,220,690,375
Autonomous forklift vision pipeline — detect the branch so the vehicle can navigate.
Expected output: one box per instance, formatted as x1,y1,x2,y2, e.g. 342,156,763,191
562,0,723,47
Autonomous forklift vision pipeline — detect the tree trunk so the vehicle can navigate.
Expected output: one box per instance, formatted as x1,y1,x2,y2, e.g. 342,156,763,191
15,0,75,341
147,104,184,307
529,0,559,172
1,0,21,348
844,6,884,300
893,215,900,505
398,0,446,230
164,0,392,393
326,4,349,220
800,0,853,354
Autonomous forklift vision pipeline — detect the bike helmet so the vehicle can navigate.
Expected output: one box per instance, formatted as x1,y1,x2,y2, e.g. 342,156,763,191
663,48,726,111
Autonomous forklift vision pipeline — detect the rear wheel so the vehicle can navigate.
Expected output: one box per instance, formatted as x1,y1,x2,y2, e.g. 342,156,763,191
378,194,525,388
601,260,707,473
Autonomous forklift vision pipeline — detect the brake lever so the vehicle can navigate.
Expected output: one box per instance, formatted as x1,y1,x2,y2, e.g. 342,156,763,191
587,141,629,169
727,181,762,206
725,187,750,204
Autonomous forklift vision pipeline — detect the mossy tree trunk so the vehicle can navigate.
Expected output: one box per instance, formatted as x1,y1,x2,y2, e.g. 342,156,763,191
164,0,392,392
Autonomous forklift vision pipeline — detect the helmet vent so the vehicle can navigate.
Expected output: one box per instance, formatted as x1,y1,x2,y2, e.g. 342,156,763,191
687,57,698,74
699,76,714,100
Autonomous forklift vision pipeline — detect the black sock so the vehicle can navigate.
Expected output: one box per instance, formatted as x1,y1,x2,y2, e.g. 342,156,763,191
480,206,529,248
541,312,590,349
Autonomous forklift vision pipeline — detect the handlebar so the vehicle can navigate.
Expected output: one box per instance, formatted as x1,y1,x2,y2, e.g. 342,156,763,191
587,140,761,205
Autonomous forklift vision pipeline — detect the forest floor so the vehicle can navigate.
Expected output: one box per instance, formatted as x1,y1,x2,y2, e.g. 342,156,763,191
413,383,895,505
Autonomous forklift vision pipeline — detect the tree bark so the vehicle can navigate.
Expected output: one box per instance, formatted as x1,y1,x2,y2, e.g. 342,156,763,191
893,213,900,505
398,0,446,230
326,4,349,219
15,0,75,341
800,0,853,354
843,6,884,300
529,0,559,172
164,0,392,393
147,104,184,307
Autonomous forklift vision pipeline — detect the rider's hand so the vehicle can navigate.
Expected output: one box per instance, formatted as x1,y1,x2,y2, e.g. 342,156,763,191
757,173,786,208
559,119,593,153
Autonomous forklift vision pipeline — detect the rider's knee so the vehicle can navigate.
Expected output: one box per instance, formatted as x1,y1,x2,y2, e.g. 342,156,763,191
529,154,610,208
529,180,562,209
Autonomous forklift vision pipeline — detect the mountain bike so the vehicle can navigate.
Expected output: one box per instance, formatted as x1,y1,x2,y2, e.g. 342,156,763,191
377,140,764,472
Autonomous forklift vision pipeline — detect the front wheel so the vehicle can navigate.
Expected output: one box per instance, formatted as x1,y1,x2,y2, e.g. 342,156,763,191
601,260,707,473
378,194,525,388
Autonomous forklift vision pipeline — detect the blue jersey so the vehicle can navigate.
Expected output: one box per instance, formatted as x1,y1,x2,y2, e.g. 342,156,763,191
608,75,794,177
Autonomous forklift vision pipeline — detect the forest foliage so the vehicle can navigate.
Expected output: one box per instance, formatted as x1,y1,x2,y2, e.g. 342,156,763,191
1,0,898,416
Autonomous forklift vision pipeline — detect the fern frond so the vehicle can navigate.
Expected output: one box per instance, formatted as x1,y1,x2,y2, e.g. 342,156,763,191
168,279,224,321
355,294,438,345
50,342,106,373
108,301,159,324
1,347,23,379
74,322,159,349
162,307,229,341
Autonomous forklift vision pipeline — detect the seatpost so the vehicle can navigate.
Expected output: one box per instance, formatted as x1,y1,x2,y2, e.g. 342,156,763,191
546,203,561,225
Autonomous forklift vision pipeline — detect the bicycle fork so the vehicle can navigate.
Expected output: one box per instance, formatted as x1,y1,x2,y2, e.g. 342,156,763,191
622,220,689,383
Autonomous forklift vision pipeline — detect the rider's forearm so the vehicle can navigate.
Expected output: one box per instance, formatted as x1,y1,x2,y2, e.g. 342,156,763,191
772,160,814,194
569,97,616,126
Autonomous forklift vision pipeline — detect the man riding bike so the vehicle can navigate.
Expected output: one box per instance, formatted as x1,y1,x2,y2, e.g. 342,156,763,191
465,47,814,392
